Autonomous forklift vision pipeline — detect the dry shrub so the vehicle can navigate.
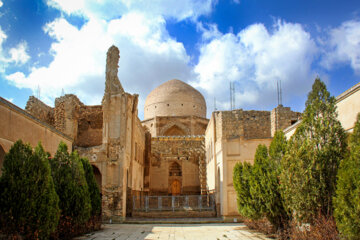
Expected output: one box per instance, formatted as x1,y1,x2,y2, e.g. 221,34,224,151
288,214,339,240
50,215,102,240
243,218,277,237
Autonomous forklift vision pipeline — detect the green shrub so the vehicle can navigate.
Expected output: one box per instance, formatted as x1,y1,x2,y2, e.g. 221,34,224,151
280,78,347,223
334,113,360,239
81,157,101,216
50,142,91,238
0,141,59,239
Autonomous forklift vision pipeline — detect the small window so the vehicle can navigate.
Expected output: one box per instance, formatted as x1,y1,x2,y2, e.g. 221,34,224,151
167,104,169,106
181,104,183,106
155,106,157,108
193,105,195,108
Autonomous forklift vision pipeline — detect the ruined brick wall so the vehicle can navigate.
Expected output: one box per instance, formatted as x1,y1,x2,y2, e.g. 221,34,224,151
150,136,205,195
271,105,301,137
54,94,83,139
242,111,271,139
76,105,103,147
219,110,271,140
25,96,55,126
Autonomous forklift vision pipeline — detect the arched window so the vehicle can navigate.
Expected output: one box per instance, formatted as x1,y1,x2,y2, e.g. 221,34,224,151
169,162,182,176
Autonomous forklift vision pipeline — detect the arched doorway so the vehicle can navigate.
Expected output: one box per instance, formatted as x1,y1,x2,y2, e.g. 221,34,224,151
169,162,182,195
92,165,102,191
0,145,5,176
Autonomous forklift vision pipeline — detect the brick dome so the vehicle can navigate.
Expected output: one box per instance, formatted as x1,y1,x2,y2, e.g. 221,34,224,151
144,79,206,120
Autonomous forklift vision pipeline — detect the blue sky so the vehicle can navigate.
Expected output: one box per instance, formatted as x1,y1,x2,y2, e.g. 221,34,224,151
0,0,359,119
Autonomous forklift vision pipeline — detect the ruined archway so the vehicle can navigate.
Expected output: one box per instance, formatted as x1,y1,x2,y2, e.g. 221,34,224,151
0,145,5,176
92,165,102,191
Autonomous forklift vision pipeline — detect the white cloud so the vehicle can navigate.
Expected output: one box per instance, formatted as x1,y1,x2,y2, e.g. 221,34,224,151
46,0,215,21
5,13,192,118
0,27,30,72
0,0,3,8
193,20,317,110
9,41,30,65
321,20,360,74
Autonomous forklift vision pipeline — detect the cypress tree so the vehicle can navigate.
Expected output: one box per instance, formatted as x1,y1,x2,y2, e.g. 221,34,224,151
81,157,101,216
280,78,347,223
233,162,260,219
334,113,360,239
50,142,91,233
0,141,59,239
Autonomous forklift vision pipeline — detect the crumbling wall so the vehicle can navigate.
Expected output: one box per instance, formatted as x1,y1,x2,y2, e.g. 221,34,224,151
54,94,83,140
76,105,103,147
243,111,271,139
219,110,272,140
25,96,55,126
271,105,301,137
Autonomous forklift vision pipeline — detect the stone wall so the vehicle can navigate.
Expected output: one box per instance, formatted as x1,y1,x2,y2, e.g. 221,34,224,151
77,105,103,147
149,136,205,195
219,110,272,140
54,94,83,140
25,96,55,126
271,105,301,136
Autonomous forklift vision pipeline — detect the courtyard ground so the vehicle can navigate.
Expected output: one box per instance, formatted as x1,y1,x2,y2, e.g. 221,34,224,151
75,223,272,240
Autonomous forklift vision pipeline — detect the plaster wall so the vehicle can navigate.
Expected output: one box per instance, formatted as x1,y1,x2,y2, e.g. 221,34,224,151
0,97,72,156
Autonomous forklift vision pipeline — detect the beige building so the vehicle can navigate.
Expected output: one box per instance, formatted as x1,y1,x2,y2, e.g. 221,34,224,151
204,106,300,219
2,44,359,222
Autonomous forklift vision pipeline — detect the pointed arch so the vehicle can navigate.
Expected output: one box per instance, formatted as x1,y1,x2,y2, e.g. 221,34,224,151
169,162,182,176
160,122,190,136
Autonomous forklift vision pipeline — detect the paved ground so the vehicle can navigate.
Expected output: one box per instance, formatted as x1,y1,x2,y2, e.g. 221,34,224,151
75,223,272,240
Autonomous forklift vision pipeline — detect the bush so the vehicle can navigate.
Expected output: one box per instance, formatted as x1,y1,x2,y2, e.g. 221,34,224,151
50,142,91,239
334,113,360,239
0,141,59,239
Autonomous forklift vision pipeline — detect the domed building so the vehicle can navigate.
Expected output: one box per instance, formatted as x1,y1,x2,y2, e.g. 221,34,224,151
13,46,306,221
141,79,209,196
142,79,209,137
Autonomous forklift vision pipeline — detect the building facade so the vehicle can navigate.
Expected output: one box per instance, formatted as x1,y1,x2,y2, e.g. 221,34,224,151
2,45,359,222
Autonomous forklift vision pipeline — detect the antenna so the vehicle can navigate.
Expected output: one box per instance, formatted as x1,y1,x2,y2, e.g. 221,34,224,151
61,88,65,96
279,80,282,106
277,80,283,106
214,97,217,111
230,81,235,110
